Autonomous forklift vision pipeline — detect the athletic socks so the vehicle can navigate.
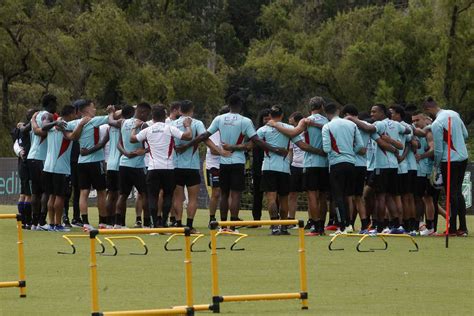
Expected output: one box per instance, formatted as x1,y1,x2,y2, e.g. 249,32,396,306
426,220,434,230
209,215,216,222
186,218,194,229
360,218,369,230
99,216,107,224
17,202,25,222
143,217,151,227
23,202,32,226
136,216,142,223
115,214,124,226
318,220,325,233
176,220,182,227
81,214,90,225
107,216,115,226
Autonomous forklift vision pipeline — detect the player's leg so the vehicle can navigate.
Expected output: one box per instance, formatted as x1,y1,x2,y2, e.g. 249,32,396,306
185,184,200,233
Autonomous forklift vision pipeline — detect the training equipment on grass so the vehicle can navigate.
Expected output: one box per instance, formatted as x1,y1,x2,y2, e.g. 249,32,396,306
328,233,388,252
446,117,452,248
207,230,248,251
208,219,308,313
88,227,208,316
0,214,26,298
164,233,206,252
328,233,419,252
58,234,105,255
102,236,148,256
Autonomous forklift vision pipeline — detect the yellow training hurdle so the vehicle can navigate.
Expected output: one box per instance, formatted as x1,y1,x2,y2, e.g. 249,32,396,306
328,233,419,252
102,236,148,256
164,233,206,252
58,234,105,255
88,227,203,316
208,220,308,313
0,214,26,297
207,230,248,251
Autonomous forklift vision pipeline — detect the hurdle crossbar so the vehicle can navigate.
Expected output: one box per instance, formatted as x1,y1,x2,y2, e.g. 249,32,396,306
209,219,308,313
0,213,26,298
89,227,205,316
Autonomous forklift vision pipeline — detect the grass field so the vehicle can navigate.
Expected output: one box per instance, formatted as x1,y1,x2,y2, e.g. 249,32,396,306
0,206,473,316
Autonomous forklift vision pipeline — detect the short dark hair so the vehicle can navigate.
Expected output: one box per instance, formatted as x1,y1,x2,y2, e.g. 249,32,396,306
389,104,405,120
228,94,242,109
373,103,388,117
170,101,181,112
26,108,36,121
122,105,135,119
289,111,304,123
137,102,151,111
42,94,57,109
60,105,76,117
180,100,193,114
270,105,283,118
412,110,425,116
77,100,94,113
152,104,167,121
218,106,230,115
423,96,436,108
341,104,358,117
323,102,338,115
358,111,371,121
257,108,271,128
308,96,325,111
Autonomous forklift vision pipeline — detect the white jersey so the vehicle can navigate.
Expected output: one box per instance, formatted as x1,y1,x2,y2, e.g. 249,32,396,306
135,122,183,170
290,139,304,168
165,117,172,125
144,120,155,167
100,124,110,161
205,131,221,170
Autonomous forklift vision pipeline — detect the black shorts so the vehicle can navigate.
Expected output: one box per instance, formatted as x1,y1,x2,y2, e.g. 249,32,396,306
260,171,290,196
175,168,201,187
370,168,398,194
396,173,407,195
119,166,147,195
406,170,417,193
303,167,329,192
106,170,120,192
146,169,176,195
27,159,45,195
206,168,220,188
366,170,374,186
352,166,367,196
414,176,428,197
18,159,31,196
329,162,355,198
77,162,106,191
220,164,246,193
43,172,68,197
289,166,304,193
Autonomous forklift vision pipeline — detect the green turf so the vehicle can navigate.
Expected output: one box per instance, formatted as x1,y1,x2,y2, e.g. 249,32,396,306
0,206,473,315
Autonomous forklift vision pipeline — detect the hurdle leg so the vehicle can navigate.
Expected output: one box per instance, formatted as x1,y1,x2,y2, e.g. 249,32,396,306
90,232,100,314
16,215,26,297
184,229,194,311
298,221,308,309
209,223,220,313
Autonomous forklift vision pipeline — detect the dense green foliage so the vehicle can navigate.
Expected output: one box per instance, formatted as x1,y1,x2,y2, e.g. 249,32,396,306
0,0,472,155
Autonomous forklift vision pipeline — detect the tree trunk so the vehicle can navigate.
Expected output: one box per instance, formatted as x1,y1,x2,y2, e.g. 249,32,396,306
2,78,11,127
443,4,458,105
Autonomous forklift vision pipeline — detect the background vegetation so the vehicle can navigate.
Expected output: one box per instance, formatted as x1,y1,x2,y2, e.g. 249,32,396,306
1,0,472,156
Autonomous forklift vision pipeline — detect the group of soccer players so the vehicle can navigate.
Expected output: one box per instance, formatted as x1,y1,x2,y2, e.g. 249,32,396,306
12,93,469,236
